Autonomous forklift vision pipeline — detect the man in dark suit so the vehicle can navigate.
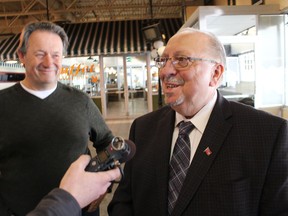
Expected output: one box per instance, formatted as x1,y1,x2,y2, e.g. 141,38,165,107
108,28,288,215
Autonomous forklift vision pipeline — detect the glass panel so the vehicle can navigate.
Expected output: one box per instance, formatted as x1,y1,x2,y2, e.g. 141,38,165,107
206,15,256,36
218,41,255,106
60,56,100,96
126,55,148,117
104,55,148,118
256,15,285,107
60,55,149,118
104,56,126,117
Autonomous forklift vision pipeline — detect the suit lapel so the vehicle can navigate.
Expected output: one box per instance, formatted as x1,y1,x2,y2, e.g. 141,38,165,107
153,107,175,215
172,94,233,216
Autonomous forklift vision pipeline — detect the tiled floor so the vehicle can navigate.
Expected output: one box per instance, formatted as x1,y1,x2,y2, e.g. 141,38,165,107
106,97,149,119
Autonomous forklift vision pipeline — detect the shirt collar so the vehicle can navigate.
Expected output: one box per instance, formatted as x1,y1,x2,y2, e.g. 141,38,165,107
175,92,217,133
20,82,57,99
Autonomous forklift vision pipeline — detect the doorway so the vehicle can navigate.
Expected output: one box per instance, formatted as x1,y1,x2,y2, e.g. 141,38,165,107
103,55,148,119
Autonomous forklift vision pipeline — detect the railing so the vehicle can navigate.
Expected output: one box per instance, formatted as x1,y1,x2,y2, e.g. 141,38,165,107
0,62,25,73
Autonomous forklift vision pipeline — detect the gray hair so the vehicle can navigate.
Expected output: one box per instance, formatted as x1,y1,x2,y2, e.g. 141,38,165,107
177,27,227,69
17,21,69,55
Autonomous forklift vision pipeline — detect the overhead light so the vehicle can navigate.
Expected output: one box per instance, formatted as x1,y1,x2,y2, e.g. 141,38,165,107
87,56,93,60
142,23,162,43
153,40,164,49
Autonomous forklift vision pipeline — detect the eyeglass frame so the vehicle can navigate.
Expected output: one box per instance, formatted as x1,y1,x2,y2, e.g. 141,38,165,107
154,56,219,70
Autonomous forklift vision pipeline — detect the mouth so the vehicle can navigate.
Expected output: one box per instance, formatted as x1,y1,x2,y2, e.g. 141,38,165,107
38,65,58,73
41,68,57,72
162,76,184,89
166,83,180,89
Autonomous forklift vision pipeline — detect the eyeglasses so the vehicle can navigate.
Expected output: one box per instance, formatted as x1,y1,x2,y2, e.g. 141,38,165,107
154,56,218,70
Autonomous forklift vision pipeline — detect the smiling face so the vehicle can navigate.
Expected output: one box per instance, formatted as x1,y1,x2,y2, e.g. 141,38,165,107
159,30,224,118
18,30,63,90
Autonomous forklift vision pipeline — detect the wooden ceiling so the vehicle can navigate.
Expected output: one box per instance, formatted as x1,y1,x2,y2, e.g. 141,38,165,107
0,0,206,41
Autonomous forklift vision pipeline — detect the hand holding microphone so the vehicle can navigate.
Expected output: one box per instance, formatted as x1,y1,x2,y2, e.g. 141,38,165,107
84,136,136,212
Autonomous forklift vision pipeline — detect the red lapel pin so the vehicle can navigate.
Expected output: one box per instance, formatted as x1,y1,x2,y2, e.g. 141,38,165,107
204,147,212,156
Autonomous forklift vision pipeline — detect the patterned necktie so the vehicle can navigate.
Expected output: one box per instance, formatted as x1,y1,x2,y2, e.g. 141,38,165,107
168,121,194,215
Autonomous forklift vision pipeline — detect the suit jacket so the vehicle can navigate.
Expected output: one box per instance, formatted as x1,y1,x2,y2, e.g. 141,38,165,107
108,93,288,216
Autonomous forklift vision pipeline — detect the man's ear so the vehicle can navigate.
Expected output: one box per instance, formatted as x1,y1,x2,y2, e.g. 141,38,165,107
17,50,25,64
209,64,224,87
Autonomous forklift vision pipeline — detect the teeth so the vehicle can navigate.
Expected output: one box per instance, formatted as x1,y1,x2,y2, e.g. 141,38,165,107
167,84,178,88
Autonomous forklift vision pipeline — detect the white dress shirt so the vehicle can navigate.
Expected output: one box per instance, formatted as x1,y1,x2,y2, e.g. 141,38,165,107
171,93,217,163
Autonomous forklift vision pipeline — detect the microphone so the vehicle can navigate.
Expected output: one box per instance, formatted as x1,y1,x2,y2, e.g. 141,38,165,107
84,137,136,213
85,136,136,172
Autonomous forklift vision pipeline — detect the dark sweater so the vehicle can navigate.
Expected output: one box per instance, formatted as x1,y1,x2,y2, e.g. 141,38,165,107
0,82,113,215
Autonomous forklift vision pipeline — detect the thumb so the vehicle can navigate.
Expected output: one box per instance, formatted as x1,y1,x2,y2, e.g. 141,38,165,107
104,167,122,182
73,155,91,170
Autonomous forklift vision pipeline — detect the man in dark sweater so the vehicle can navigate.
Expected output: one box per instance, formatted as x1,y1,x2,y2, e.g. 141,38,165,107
0,21,112,215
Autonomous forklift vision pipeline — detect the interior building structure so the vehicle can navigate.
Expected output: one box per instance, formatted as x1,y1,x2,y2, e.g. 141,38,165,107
1,1,288,215
0,0,288,120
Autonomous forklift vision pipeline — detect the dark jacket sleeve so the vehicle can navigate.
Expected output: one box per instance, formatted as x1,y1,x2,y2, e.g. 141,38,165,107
27,188,81,216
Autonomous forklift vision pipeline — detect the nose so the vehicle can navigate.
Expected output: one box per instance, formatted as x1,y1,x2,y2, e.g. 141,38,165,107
159,60,177,80
42,54,54,66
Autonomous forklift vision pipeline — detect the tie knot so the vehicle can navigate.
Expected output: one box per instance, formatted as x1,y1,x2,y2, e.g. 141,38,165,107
178,121,194,135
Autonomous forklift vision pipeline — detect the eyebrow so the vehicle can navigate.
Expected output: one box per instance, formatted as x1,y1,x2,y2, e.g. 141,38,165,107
162,51,191,57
